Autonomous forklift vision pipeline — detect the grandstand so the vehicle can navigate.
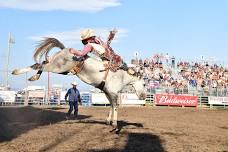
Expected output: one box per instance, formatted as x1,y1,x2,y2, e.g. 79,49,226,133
131,53,228,97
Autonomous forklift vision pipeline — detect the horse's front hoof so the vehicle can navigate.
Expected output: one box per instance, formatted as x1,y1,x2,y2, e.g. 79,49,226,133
112,121,117,128
106,120,112,125
28,75,40,81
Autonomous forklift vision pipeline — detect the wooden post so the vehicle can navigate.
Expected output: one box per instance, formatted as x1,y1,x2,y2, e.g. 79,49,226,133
57,90,61,105
24,72,28,106
47,72,50,105
24,90,28,106
153,94,156,107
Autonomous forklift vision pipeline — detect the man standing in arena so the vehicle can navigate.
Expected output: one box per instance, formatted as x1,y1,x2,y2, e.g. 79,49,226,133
65,81,81,119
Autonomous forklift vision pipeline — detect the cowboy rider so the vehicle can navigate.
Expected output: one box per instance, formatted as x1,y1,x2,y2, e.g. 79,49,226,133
69,28,128,71
69,28,108,59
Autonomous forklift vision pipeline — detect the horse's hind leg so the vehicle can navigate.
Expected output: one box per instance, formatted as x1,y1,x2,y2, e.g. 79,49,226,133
28,61,51,81
12,67,32,75
12,63,44,81
28,70,42,81
12,63,42,75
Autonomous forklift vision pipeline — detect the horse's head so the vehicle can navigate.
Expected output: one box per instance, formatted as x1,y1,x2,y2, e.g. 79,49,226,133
131,78,147,100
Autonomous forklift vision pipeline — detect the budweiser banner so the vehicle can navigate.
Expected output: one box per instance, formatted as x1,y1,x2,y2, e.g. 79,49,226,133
155,94,198,107
208,96,228,105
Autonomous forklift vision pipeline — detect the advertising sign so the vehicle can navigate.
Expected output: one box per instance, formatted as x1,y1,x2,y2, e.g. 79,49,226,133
91,93,109,104
208,96,228,105
155,94,198,107
0,91,16,103
28,90,45,98
120,93,145,105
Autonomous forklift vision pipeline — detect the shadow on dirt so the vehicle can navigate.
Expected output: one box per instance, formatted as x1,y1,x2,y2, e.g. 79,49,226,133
75,119,143,134
62,120,164,152
90,132,165,152
0,106,91,142
76,120,164,151
220,126,228,130
45,107,68,110
115,120,143,134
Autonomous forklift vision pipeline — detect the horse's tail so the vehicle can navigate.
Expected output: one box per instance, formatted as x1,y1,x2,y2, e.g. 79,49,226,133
33,37,66,63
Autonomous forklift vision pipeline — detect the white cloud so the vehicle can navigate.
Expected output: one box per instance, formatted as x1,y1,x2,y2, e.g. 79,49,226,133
0,0,121,12
28,27,128,46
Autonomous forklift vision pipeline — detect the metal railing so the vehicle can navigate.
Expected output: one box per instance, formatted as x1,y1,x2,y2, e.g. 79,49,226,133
147,86,228,97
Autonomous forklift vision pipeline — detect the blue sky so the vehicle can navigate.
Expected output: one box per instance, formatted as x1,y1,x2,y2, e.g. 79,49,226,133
0,0,228,90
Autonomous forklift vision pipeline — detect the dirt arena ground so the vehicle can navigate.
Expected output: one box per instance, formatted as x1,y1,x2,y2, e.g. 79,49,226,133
0,106,227,152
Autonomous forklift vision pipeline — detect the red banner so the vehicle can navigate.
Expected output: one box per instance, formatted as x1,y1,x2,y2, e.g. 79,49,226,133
155,94,198,107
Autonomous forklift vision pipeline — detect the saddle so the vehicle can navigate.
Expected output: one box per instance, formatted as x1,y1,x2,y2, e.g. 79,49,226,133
70,61,84,75
102,49,122,72
69,56,85,75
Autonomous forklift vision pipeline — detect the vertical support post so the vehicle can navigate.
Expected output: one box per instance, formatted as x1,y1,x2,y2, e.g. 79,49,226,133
153,94,156,107
47,72,50,105
210,104,213,109
57,90,61,105
24,72,28,106
24,90,28,106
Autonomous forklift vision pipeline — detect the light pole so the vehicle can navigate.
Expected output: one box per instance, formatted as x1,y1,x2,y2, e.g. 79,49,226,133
5,32,15,88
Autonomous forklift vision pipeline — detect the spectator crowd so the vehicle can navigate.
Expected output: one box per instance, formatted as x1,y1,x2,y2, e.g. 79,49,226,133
130,53,228,96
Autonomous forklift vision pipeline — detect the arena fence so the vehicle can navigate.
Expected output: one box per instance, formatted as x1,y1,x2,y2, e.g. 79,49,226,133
0,91,228,109
148,86,228,97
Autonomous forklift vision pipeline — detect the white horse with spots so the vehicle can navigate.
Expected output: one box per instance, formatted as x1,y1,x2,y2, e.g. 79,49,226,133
12,38,146,127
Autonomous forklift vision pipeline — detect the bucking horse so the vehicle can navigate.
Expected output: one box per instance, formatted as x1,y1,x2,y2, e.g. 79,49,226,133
12,37,147,128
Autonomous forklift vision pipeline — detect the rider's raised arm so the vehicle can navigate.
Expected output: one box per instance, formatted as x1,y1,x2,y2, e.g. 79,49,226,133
69,45,92,56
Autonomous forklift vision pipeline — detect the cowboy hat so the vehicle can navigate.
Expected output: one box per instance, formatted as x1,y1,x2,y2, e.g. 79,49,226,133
80,28,95,40
71,81,78,86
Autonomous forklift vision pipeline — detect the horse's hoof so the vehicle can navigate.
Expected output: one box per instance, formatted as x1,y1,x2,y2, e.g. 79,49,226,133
28,75,40,81
106,120,112,125
112,121,117,128
12,69,20,75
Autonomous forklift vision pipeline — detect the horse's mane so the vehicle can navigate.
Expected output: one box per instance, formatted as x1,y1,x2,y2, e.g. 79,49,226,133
33,37,65,63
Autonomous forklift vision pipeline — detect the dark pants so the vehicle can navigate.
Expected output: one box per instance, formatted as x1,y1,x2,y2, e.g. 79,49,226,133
67,101,78,116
